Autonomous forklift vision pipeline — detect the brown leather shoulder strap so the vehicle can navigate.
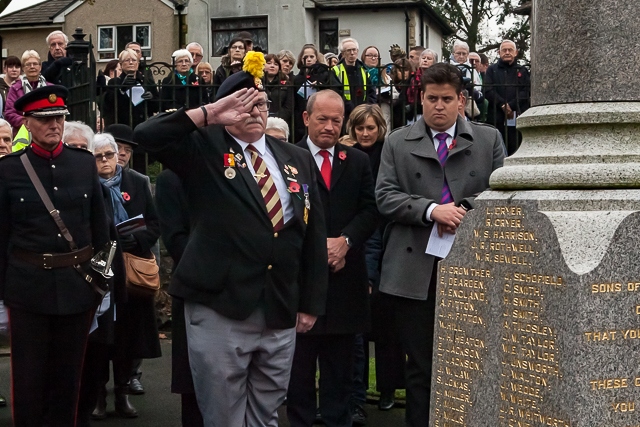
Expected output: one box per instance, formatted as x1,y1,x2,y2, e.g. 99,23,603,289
20,153,78,251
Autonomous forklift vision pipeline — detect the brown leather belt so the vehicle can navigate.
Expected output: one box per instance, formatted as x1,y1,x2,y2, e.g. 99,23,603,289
13,245,93,269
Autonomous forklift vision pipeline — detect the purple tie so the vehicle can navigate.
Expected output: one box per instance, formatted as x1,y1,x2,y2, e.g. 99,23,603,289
435,132,453,204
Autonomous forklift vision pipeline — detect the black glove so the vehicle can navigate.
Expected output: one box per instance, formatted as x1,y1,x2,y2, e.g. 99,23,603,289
119,234,138,252
56,57,73,67
121,73,137,88
141,91,153,100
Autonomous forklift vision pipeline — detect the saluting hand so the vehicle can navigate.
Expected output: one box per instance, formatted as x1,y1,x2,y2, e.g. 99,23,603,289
209,88,262,126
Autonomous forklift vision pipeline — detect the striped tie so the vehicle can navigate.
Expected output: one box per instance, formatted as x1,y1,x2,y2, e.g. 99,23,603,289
435,132,453,204
246,145,285,231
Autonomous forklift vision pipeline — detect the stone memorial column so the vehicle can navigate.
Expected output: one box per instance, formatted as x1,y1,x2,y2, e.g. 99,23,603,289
430,1,640,426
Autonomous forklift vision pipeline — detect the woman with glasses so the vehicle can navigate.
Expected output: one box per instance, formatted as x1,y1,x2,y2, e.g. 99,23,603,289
160,49,202,111
292,44,331,141
196,62,214,104
80,132,161,422
102,48,158,129
5,50,52,134
262,54,293,125
214,38,246,87
361,46,386,87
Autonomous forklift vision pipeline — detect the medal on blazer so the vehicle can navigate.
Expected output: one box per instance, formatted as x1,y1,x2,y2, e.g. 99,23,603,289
224,153,236,179
303,183,310,224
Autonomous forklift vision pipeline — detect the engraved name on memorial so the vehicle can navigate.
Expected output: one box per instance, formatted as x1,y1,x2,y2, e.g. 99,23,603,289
431,199,640,427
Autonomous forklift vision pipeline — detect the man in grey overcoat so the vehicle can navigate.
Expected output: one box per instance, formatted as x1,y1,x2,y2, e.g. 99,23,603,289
375,63,505,427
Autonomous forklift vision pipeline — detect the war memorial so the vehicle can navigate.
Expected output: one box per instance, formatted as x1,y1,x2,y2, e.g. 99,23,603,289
430,1,640,426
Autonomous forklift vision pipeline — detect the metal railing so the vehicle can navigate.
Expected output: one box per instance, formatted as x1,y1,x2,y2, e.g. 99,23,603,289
69,60,532,174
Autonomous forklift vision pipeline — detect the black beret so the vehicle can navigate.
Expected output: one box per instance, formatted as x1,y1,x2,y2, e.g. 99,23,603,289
214,71,262,101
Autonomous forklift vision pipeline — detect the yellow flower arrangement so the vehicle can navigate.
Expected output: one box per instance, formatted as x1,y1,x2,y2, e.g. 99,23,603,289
243,51,266,87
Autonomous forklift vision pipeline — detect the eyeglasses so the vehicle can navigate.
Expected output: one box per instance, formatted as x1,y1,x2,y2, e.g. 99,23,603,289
94,152,116,161
231,45,245,51
343,48,358,54
117,144,133,155
253,100,272,112
122,58,138,63
24,62,40,68
364,54,379,59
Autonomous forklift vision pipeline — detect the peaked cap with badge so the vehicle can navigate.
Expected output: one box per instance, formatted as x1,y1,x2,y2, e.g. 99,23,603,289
14,85,70,117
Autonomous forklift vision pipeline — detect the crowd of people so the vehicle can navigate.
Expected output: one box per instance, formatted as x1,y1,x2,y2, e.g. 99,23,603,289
0,27,527,427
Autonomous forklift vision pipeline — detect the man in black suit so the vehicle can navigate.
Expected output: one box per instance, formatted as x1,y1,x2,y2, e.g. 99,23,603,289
134,63,328,426
155,168,203,427
0,85,111,425
287,90,378,427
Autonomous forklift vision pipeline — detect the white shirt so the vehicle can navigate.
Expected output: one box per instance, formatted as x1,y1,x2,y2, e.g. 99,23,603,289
231,133,294,224
426,123,457,222
306,137,335,170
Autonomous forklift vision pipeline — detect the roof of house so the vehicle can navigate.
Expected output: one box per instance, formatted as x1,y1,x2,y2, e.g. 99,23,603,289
0,0,73,28
311,0,454,36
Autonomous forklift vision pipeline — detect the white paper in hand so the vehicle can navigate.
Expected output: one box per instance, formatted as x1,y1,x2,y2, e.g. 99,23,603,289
425,225,456,258
128,86,145,106
507,112,517,127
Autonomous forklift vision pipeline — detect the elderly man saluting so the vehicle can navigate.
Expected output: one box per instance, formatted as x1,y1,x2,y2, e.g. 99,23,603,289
0,85,112,426
135,52,328,426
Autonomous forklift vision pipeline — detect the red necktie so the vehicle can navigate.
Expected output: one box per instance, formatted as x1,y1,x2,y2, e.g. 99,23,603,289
319,150,332,189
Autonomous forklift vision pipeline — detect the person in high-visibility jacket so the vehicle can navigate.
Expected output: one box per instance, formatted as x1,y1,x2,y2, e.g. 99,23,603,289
12,124,30,152
330,38,377,121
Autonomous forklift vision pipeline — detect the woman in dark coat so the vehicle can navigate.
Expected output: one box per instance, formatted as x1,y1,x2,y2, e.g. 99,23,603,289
348,104,405,412
292,44,331,142
262,53,293,124
86,133,161,420
102,48,158,129
160,49,203,111
213,38,246,87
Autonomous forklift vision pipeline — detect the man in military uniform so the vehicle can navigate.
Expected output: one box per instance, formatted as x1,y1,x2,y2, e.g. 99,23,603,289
0,85,111,426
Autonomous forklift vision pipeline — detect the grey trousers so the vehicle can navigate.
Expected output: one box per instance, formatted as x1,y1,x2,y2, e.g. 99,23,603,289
184,301,296,427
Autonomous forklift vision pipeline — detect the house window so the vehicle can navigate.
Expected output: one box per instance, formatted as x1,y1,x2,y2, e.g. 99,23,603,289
319,19,338,54
211,16,268,56
98,24,151,61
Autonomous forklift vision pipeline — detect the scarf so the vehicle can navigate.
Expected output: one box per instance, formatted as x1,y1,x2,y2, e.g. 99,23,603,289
100,165,129,225
175,69,193,86
20,74,47,94
365,65,380,86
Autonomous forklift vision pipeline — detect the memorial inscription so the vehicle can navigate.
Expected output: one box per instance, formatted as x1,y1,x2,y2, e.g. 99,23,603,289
431,199,640,427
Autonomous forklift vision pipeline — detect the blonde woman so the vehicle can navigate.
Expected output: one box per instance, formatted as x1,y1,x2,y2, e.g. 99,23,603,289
103,48,158,128
5,50,52,132
196,61,214,103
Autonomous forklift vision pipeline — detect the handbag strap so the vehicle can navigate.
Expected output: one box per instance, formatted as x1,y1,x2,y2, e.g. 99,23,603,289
20,152,105,296
20,153,78,251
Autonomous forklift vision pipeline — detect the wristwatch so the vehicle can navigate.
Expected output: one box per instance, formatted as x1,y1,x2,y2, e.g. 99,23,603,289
341,234,352,247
